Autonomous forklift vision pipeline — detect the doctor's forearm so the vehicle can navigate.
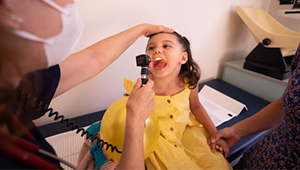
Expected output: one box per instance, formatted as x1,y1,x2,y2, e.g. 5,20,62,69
54,24,172,98
118,113,145,170
86,25,145,72
61,24,148,84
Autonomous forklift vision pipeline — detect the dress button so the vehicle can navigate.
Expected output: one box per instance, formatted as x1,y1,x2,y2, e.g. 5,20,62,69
167,99,171,103
170,115,173,119
170,127,174,131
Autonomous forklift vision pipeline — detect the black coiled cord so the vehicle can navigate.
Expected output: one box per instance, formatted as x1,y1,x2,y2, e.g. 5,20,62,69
19,87,122,154
18,74,122,155
45,107,122,154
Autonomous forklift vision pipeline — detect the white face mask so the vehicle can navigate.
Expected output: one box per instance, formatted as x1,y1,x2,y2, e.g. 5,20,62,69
8,0,84,67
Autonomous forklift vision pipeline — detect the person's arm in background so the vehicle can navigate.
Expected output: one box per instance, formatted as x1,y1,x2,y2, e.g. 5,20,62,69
208,75,292,152
54,24,173,98
117,78,155,170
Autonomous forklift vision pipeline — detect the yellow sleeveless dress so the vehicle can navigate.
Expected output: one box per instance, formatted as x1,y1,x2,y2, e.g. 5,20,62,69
124,78,232,170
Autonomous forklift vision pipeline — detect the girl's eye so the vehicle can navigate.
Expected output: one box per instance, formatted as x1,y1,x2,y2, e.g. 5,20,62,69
163,45,170,48
147,46,154,51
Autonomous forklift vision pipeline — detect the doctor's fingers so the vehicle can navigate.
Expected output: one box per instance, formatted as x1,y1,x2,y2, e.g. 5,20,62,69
126,95,155,122
133,78,155,101
143,24,174,37
136,80,156,118
127,80,155,118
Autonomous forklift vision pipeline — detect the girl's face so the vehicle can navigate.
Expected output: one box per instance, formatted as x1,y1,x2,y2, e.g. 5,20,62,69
146,33,188,79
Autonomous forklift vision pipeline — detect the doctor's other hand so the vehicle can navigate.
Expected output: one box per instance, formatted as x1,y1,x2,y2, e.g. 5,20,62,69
126,78,155,124
208,127,240,154
141,24,174,37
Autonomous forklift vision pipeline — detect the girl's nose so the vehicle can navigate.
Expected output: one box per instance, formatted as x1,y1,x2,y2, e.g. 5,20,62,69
154,49,162,54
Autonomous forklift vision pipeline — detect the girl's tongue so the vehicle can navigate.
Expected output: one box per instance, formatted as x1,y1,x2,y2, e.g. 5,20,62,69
153,57,167,70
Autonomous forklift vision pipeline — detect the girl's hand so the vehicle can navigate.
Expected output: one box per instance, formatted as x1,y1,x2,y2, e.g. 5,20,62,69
208,127,240,154
140,24,174,37
214,138,230,158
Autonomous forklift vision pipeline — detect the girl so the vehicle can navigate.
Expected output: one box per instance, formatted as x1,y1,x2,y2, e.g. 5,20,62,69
124,32,231,169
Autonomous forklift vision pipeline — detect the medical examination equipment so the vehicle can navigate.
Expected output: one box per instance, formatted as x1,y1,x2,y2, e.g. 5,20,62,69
235,6,300,80
294,0,300,8
277,0,300,20
136,54,152,86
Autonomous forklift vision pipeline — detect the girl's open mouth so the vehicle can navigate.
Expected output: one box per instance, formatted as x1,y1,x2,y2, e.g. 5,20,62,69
153,57,167,70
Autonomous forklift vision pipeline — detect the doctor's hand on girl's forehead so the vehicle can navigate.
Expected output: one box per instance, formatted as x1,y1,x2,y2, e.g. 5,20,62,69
50,0,74,7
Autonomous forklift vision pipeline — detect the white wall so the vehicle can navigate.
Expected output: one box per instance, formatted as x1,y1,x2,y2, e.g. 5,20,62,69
35,0,278,126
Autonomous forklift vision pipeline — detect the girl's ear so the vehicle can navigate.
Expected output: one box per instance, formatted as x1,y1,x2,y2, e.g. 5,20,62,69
180,52,188,64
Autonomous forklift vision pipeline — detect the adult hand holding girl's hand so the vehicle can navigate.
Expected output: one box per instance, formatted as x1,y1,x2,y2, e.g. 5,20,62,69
208,127,241,156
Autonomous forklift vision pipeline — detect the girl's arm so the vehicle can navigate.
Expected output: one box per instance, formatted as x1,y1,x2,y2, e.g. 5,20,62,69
54,24,173,98
190,86,230,157
189,86,216,136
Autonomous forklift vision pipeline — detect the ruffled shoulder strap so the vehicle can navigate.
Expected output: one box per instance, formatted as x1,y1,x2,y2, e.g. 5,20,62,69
124,78,137,95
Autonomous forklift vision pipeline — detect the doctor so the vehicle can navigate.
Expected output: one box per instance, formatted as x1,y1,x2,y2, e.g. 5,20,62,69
0,0,173,169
